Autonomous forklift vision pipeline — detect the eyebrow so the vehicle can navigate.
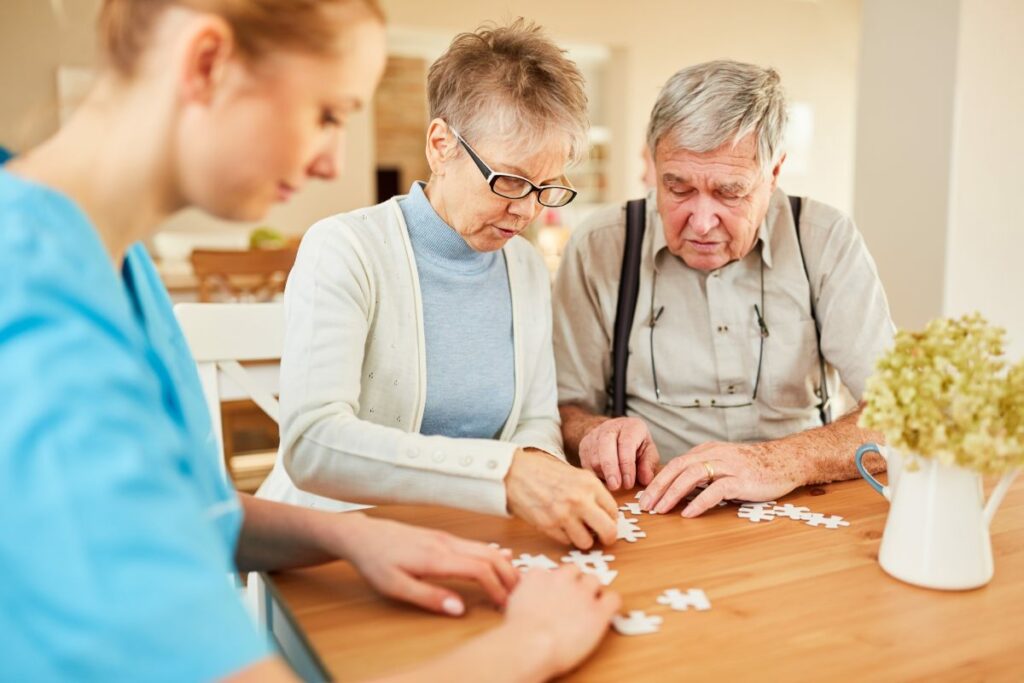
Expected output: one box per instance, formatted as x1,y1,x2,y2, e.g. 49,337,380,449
492,158,564,186
661,174,750,194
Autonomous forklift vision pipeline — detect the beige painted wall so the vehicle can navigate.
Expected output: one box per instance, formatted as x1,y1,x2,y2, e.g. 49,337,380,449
380,0,863,213
945,0,1024,359
852,0,960,329
854,0,1024,358
1,0,861,238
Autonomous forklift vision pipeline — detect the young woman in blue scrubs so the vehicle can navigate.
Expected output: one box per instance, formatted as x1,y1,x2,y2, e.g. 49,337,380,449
0,1,619,680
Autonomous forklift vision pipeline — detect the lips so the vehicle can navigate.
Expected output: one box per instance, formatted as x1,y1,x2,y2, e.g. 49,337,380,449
492,225,519,239
686,239,722,254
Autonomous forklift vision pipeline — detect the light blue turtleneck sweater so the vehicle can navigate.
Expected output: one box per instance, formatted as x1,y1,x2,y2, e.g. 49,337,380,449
398,182,515,439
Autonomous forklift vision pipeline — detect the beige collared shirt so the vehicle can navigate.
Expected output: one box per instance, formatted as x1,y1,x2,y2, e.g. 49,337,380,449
553,188,895,460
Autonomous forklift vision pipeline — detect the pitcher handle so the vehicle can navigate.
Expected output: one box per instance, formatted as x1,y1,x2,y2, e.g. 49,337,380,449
856,443,890,500
984,467,1021,527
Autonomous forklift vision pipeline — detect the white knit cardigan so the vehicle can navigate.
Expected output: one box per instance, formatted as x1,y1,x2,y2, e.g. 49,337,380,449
257,196,563,516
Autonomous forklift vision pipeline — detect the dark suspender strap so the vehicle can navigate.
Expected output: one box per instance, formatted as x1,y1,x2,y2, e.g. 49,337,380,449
789,195,831,425
609,198,647,417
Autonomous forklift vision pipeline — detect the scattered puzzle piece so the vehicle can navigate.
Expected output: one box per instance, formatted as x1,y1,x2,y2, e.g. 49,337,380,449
657,588,711,612
616,512,647,542
511,553,558,572
772,503,812,520
561,549,618,585
803,514,850,529
619,502,642,515
612,610,663,636
738,502,777,523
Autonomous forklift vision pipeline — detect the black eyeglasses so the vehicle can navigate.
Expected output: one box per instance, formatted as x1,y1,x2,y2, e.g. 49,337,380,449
649,258,770,409
451,128,578,208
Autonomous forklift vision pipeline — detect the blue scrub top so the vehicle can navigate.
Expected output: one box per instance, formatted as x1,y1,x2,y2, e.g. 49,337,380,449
0,169,269,680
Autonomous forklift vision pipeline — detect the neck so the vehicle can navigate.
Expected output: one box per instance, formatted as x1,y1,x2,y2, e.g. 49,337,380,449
423,176,454,228
7,75,182,267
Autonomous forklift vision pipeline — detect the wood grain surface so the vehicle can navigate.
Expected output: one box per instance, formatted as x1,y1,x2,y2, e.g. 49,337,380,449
270,476,1024,682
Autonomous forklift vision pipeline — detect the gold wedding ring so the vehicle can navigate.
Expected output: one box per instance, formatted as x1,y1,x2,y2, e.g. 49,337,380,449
702,461,715,483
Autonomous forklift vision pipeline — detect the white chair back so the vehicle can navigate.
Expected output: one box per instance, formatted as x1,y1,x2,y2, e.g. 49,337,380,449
174,302,284,481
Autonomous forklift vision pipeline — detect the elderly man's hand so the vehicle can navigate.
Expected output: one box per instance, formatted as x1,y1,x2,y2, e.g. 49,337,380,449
505,448,619,549
637,441,808,517
576,417,661,491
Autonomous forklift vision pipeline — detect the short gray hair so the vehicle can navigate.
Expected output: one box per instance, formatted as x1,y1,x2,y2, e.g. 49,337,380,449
427,19,589,164
646,60,788,178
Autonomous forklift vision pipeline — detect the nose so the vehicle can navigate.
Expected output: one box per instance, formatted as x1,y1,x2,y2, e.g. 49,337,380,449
306,130,345,181
687,194,719,236
507,191,541,221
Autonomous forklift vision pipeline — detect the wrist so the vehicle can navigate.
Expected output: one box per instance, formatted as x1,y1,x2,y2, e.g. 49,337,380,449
315,510,369,561
488,621,560,682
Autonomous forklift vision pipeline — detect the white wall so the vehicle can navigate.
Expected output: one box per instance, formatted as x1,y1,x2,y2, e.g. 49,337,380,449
944,0,1024,359
854,0,1024,358
853,0,960,329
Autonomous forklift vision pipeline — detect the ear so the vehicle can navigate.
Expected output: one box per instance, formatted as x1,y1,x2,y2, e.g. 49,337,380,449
768,152,786,191
178,15,236,105
424,118,455,177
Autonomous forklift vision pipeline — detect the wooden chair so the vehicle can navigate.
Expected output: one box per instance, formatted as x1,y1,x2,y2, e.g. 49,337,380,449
190,247,298,303
173,302,284,489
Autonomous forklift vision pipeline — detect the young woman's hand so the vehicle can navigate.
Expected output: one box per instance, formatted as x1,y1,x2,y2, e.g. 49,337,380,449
338,516,518,616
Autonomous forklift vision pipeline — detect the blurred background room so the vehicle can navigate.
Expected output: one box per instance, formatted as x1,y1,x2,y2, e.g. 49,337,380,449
3,0,1021,487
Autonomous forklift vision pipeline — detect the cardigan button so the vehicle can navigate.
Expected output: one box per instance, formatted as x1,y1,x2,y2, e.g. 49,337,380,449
486,459,498,470
459,456,473,467
432,451,446,463
404,447,418,459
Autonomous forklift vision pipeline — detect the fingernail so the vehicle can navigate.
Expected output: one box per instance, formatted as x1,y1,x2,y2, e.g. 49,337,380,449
442,597,464,616
681,505,695,518
624,476,634,489
608,476,619,489
500,548,512,557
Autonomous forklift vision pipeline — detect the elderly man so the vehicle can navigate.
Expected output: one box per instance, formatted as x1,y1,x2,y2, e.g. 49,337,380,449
554,60,892,518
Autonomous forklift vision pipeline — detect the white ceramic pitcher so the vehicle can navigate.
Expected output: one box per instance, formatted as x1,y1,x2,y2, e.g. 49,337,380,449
856,443,1020,590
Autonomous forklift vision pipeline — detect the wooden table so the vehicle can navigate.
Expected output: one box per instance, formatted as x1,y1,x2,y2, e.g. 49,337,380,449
269,477,1024,681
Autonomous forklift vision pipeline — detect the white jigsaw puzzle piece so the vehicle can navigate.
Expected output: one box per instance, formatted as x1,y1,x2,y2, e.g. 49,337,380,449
612,610,663,636
773,503,812,520
511,553,558,572
561,549,618,585
657,588,711,612
616,512,647,542
803,513,850,529
737,502,777,523
619,502,642,515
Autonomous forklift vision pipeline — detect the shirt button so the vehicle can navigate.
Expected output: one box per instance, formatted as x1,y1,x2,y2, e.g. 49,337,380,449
460,456,473,467
432,451,446,463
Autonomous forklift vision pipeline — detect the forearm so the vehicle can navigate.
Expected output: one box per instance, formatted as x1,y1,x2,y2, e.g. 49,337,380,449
235,493,363,573
761,404,886,485
372,623,554,683
558,403,609,465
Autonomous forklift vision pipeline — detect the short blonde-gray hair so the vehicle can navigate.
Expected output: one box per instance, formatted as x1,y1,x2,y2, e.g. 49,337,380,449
427,19,589,164
647,60,788,178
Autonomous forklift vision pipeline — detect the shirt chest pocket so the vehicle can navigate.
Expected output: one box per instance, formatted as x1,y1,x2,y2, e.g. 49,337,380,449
763,318,821,411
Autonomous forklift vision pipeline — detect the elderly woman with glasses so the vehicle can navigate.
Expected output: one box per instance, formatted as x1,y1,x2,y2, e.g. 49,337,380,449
259,19,619,550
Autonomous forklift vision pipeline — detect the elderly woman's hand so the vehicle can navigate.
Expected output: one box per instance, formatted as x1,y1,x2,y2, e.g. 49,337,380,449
637,440,808,517
505,448,619,548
